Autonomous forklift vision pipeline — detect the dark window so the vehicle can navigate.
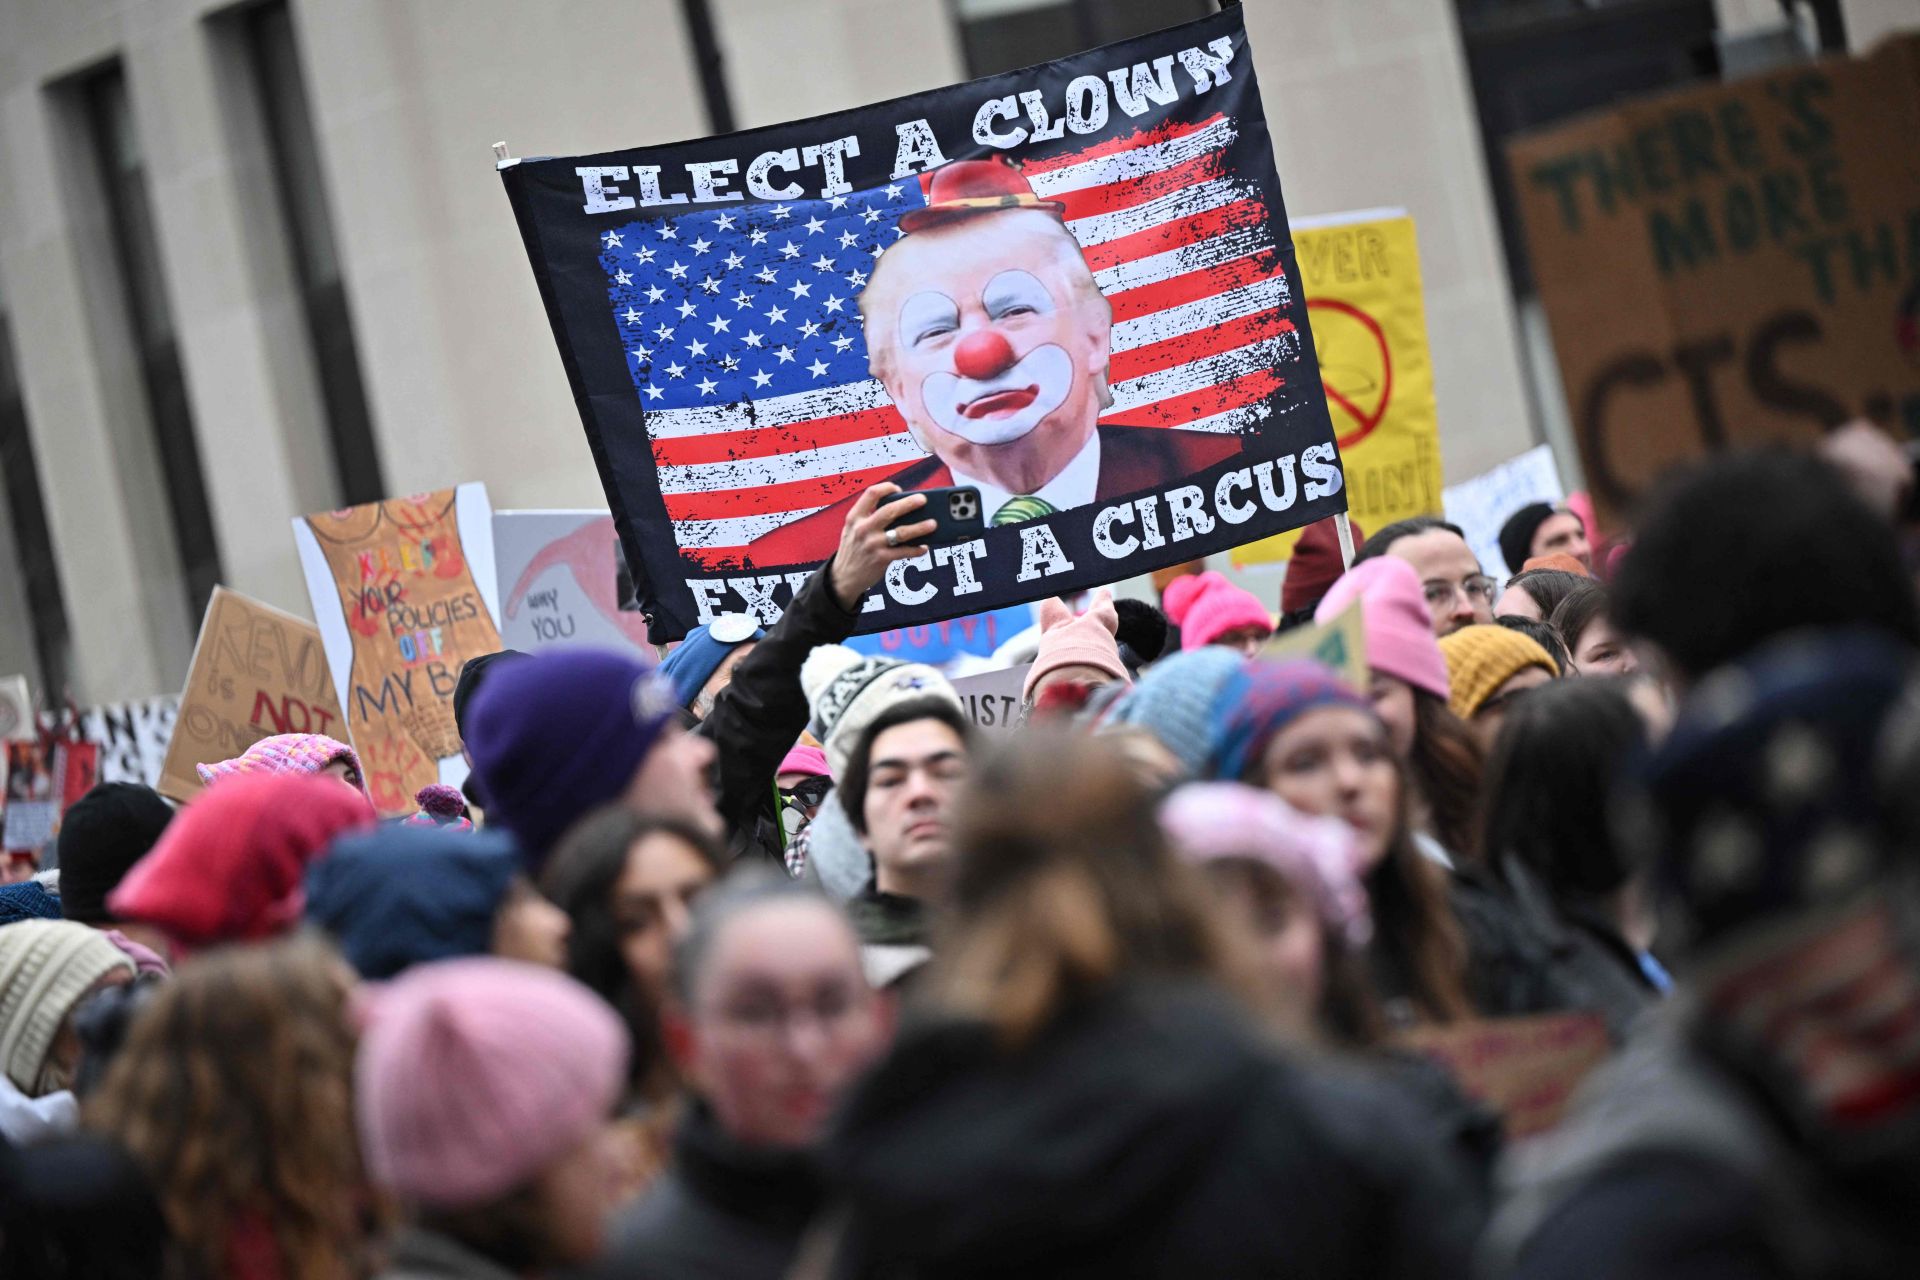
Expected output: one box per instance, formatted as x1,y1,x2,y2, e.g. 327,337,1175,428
240,1,387,504
954,0,1215,80
80,65,225,631
0,286,71,695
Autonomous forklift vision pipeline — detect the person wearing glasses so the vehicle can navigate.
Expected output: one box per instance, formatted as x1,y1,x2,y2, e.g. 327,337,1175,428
1354,517,1496,637
595,873,890,1280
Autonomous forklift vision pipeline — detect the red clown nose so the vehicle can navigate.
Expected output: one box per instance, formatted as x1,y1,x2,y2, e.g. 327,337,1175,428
954,328,1016,381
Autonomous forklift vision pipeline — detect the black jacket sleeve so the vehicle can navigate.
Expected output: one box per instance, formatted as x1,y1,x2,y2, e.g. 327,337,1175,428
698,559,861,860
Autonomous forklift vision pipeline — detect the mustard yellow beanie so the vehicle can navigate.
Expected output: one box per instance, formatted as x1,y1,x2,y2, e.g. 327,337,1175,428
1438,625,1558,719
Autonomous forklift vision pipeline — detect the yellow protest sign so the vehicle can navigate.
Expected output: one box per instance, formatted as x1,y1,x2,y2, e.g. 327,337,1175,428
1257,599,1369,690
1235,211,1443,566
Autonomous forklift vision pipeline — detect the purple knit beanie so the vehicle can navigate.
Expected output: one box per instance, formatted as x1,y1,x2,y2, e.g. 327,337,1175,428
355,958,628,1209
462,649,679,867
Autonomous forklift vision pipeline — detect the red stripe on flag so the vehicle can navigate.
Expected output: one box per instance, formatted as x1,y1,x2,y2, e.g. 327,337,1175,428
662,460,906,522
1017,114,1225,176
1101,367,1284,431
1107,250,1285,322
1108,311,1295,384
1081,199,1268,274
650,407,907,467
1053,151,1228,222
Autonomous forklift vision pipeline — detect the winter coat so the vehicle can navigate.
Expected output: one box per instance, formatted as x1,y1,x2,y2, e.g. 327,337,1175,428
594,1101,824,1280
1450,860,1656,1039
1488,1004,1920,1280
372,1227,520,1280
821,981,1483,1279
699,561,860,865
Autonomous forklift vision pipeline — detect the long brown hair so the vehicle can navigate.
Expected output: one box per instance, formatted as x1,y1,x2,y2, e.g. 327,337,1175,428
1407,689,1485,863
86,935,372,1280
930,732,1242,1049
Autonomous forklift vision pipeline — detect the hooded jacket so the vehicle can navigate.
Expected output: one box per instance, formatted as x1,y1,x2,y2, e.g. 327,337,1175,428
697,560,861,864
820,982,1481,1279
596,1100,825,1280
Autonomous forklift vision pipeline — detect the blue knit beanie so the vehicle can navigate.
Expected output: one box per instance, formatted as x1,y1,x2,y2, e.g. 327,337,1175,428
0,881,62,926
658,614,764,709
463,648,680,868
1101,647,1245,780
305,826,522,979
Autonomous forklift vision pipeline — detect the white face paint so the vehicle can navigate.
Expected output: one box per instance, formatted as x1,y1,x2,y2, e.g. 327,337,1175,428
895,269,1076,447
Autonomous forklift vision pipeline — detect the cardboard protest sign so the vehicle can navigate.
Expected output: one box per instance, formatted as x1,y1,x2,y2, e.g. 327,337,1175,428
1258,598,1369,689
292,485,503,817
1402,1012,1611,1139
1509,36,1920,524
0,676,32,742
1236,210,1443,566
159,588,348,804
502,7,1346,641
846,603,1035,669
495,511,653,656
1441,444,1565,580
950,663,1031,735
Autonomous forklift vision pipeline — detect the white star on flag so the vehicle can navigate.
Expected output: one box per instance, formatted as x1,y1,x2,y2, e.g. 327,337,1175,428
775,346,794,362
691,237,712,255
756,268,778,284
634,246,656,264
646,385,664,400
812,254,835,272
697,376,717,395
780,242,801,260
789,280,811,298
659,224,678,239
838,231,859,248
687,338,708,357
748,228,769,245
733,291,754,308
861,208,882,224
723,252,744,270
666,261,689,279
808,358,830,378
799,320,820,337
803,216,825,235
743,330,764,348
614,269,632,285
832,335,855,352
770,204,791,219
715,212,737,230
885,184,902,200
645,285,667,303
765,305,788,324
602,230,623,247
823,295,845,314
664,361,685,378
675,300,698,319
827,195,849,210
708,315,730,333
751,369,773,388
654,324,674,341
624,307,641,323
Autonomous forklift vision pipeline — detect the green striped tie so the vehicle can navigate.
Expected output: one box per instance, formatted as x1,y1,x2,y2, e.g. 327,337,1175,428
991,495,1058,527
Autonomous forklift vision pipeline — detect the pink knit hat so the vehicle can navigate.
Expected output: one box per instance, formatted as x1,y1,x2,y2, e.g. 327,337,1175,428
1161,782,1372,949
1163,571,1274,651
355,958,628,1210
1313,558,1450,700
1023,591,1131,702
196,733,365,794
778,745,830,778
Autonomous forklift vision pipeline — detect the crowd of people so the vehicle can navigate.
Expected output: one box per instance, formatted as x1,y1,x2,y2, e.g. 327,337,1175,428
2,440,1919,1279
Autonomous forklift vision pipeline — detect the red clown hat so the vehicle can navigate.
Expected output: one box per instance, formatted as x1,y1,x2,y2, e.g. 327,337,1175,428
898,158,1067,233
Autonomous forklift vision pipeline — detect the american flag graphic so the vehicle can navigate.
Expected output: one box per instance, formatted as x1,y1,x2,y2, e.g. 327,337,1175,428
594,114,1302,568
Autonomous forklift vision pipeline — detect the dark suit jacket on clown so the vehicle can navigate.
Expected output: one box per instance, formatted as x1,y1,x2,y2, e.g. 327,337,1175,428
745,424,1243,566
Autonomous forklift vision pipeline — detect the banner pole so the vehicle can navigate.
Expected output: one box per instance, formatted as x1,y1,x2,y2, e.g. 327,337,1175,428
1334,512,1356,570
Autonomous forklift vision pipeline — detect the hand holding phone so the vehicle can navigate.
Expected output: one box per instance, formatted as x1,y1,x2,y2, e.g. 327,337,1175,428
878,485,984,548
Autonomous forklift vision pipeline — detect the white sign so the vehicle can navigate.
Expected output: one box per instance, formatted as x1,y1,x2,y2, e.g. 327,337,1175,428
950,664,1031,736
493,511,652,657
1442,444,1566,581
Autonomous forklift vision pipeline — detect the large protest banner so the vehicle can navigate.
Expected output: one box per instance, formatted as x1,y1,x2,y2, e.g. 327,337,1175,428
502,7,1345,641
495,510,653,657
1235,209,1444,566
159,587,348,804
292,485,503,816
1510,35,1920,524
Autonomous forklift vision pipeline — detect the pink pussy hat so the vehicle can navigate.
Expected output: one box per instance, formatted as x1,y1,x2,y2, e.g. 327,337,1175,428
1023,591,1131,702
1313,557,1450,700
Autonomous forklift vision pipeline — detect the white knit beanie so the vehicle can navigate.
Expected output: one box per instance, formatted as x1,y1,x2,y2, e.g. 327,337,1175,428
0,920,135,1095
800,645,963,780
